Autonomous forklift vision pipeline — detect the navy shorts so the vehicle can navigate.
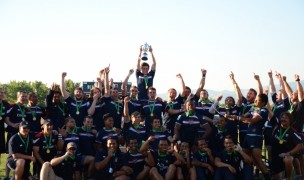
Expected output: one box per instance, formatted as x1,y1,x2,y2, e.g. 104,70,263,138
243,135,263,149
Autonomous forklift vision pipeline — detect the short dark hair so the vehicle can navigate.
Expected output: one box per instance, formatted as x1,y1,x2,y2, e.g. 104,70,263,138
103,113,113,121
141,62,150,68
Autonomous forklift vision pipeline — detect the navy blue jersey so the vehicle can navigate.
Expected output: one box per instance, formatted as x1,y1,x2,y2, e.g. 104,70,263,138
215,150,243,173
195,99,214,119
53,153,79,180
193,151,212,164
176,113,205,144
6,104,29,134
246,107,268,136
239,97,254,132
272,126,302,154
33,132,58,162
141,100,166,130
25,105,46,133
217,106,241,142
291,99,304,133
271,94,290,126
8,133,33,158
65,97,90,127
46,91,68,130
94,150,128,179
147,128,169,150
63,130,80,154
96,128,121,150
124,123,147,145
88,98,105,131
126,151,146,178
164,101,182,135
77,127,96,156
102,96,123,129
122,97,142,116
136,70,155,100
151,150,176,175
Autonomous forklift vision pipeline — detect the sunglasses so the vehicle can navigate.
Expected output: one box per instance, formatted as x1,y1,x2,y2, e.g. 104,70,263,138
69,147,76,151
22,126,30,130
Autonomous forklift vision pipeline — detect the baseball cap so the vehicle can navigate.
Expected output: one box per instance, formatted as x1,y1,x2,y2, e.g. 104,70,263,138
67,142,77,149
19,121,30,128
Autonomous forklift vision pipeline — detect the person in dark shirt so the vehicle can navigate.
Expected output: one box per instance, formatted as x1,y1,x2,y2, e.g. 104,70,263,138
7,121,35,180
61,72,90,127
96,113,124,151
33,119,64,176
141,139,184,180
271,112,303,180
176,141,196,180
45,83,68,130
94,137,132,180
126,138,153,180
136,45,156,101
173,100,212,150
192,138,214,180
40,142,79,180
77,116,96,179
0,88,10,154
214,135,253,180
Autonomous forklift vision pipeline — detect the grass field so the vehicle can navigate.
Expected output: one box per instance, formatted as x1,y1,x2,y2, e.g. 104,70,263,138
0,153,8,178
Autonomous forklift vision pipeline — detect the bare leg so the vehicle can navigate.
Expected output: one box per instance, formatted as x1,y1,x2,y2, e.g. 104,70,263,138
165,164,176,180
83,155,95,178
149,167,164,180
283,156,294,180
40,162,63,180
15,159,25,180
136,166,150,180
189,167,196,180
176,167,183,180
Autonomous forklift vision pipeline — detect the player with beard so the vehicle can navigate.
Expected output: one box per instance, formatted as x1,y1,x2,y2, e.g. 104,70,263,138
61,72,90,127
46,83,68,130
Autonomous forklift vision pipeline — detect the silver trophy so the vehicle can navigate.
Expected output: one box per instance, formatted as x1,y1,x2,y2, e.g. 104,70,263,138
141,42,150,61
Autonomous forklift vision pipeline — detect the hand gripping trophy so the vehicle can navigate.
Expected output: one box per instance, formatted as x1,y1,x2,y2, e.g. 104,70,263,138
141,42,150,61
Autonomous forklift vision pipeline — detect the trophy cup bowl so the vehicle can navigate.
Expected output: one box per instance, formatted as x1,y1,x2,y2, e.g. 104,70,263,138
141,42,149,61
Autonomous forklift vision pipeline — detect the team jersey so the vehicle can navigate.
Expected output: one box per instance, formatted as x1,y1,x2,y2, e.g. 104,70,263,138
246,107,268,136
96,128,121,150
33,132,58,162
136,70,155,100
65,97,90,127
94,150,128,179
102,96,123,129
125,151,146,178
6,104,29,134
141,100,166,130
45,90,68,130
77,127,96,156
26,105,46,133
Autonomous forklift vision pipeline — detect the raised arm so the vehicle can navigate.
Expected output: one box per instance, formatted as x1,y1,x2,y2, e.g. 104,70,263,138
229,71,242,107
282,76,293,99
98,69,105,91
149,46,156,71
123,97,130,121
295,74,303,102
176,73,186,97
136,46,142,71
275,72,287,99
60,72,69,99
121,69,134,97
268,70,276,94
254,73,263,95
195,69,206,97
103,67,110,97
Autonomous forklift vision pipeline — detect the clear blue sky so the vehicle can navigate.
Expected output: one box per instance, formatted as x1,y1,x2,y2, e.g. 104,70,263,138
1,0,303,97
